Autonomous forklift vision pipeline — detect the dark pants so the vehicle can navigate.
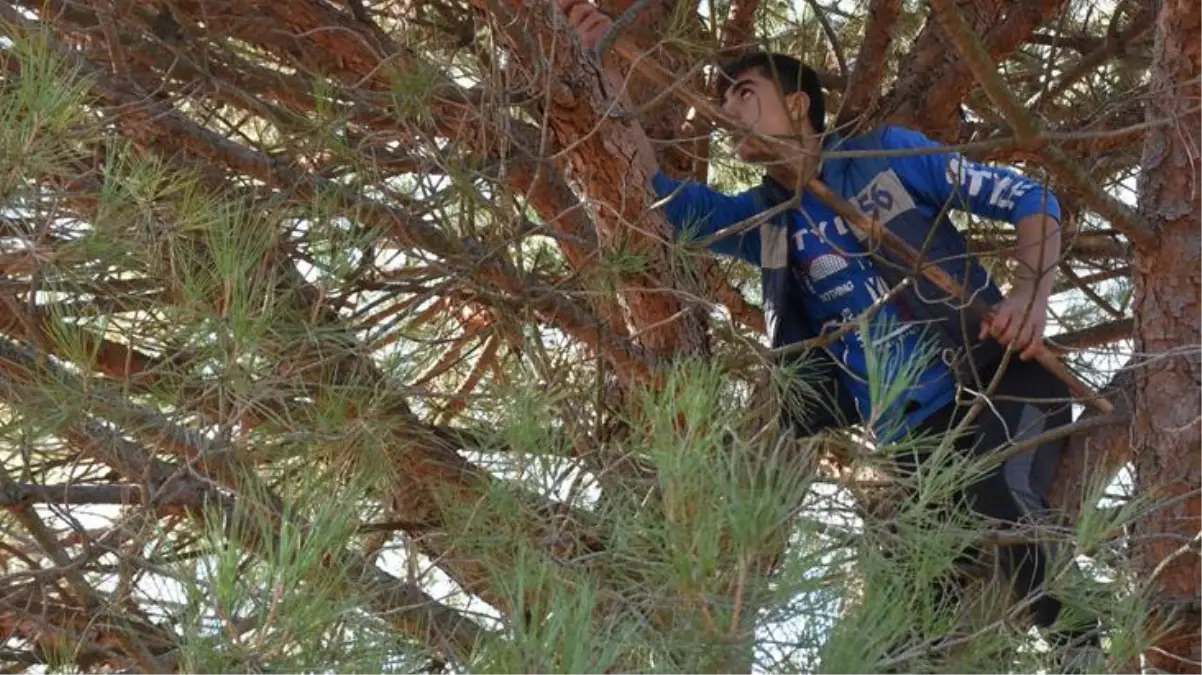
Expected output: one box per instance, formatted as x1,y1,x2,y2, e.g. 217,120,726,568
897,356,1092,642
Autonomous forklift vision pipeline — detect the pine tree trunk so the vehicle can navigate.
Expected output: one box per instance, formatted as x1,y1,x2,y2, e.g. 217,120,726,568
1132,0,1201,670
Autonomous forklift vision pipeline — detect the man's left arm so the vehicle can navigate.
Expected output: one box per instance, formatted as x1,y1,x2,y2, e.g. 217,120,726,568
881,127,1062,361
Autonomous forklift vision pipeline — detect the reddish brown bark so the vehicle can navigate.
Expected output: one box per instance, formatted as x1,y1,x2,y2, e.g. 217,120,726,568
50,0,620,320
876,0,1068,141
5,0,1186,665
836,0,902,130
1130,0,1202,669
473,0,708,358
596,0,708,180
2,10,627,620
0,579,176,672
975,96,1148,168
36,0,775,369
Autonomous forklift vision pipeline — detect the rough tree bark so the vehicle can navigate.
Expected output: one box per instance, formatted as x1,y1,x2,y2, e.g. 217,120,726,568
473,0,713,359
874,0,1068,140
1129,0,1202,670
596,0,707,179
835,0,902,130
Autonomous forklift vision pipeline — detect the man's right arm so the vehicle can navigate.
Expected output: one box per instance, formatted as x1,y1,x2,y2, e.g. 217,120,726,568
648,173,764,265
559,0,765,266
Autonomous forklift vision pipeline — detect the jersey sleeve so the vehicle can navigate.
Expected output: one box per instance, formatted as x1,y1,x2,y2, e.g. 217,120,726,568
879,126,1062,225
650,172,764,267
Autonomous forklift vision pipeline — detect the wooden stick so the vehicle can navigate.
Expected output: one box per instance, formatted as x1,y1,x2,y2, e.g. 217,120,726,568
611,41,1114,414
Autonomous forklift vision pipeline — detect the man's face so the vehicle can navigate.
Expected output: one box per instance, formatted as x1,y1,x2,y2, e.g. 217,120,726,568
720,68,809,163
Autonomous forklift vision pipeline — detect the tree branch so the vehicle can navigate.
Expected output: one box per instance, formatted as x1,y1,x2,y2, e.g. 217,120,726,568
803,0,848,78
0,482,206,508
836,0,901,130
6,10,657,384
1032,4,1157,108
1047,317,1133,354
473,0,709,358
0,335,491,662
926,0,1157,249
877,0,1066,139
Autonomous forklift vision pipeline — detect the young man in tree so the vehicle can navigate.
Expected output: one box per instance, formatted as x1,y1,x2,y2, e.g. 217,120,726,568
560,0,1101,662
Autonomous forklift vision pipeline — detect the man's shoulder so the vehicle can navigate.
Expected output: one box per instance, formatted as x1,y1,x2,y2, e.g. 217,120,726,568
839,125,941,152
825,126,887,152
820,126,904,189
822,126,949,186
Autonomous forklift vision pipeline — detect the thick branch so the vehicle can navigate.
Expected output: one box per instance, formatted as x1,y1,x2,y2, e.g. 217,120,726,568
836,0,902,130
476,0,708,357
4,32,623,614
3,12,656,384
1046,317,1133,354
596,0,710,179
878,0,1065,139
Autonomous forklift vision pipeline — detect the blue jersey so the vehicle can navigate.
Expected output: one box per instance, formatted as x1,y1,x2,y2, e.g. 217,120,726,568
649,125,1062,441
787,191,953,440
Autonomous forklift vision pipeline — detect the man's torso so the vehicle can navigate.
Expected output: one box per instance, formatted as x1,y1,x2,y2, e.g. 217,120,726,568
785,191,957,439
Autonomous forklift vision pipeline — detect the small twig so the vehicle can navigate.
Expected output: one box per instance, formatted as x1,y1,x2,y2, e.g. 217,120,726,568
1148,531,1202,583
97,0,130,81
0,465,96,608
437,333,501,423
1032,5,1156,109
727,554,750,637
695,193,800,248
803,0,848,78
987,409,1131,468
1058,262,1125,320
770,278,913,358
595,0,653,57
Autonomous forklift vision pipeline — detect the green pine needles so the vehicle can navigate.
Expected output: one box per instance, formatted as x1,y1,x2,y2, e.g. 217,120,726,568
0,5,1174,673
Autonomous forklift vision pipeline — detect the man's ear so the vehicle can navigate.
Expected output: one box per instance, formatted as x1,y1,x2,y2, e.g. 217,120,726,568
785,91,811,131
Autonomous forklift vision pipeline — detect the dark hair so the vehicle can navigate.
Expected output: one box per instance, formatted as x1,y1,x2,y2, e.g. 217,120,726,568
716,51,826,133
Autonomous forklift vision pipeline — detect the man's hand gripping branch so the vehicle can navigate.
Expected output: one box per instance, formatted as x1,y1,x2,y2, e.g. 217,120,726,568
558,0,661,180
980,214,1061,362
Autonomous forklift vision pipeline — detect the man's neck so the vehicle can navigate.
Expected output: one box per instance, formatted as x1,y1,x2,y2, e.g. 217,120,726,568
765,132,822,193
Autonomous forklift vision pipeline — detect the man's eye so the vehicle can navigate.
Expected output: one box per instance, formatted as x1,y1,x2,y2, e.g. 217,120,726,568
739,89,753,100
